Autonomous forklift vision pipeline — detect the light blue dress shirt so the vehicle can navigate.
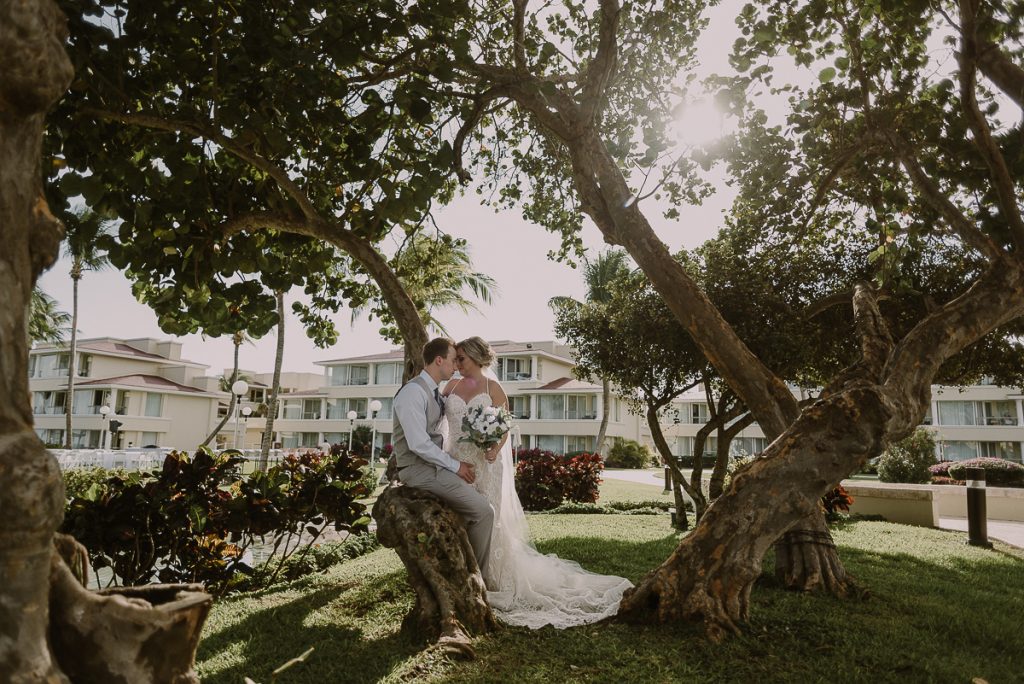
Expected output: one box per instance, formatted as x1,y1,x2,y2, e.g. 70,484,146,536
393,370,461,472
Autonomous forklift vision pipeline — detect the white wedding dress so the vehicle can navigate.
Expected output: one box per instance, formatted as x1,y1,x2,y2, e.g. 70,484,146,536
444,386,633,629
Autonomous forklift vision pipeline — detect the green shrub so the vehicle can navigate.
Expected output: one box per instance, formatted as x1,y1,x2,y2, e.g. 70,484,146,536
605,439,652,469
947,457,1024,487
62,467,129,501
63,447,372,590
877,428,937,484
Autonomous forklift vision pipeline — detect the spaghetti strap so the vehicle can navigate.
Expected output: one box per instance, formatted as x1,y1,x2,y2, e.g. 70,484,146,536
446,376,463,396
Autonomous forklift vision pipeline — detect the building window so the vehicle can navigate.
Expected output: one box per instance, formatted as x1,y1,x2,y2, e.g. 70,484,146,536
566,435,595,453
565,394,597,420
538,395,565,420
301,399,322,420
32,390,66,415
498,357,533,381
690,403,710,424
299,432,319,448
374,363,400,385
35,428,65,447
327,398,366,419
937,401,979,426
983,401,1017,426
323,432,345,445
510,395,530,419
980,441,1022,462
78,354,92,378
941,441,979,460
537,435,563,453
144,393,163,417
281,400,302,420
140,431,160,447
329,365,369,386
730,437,767,457
115,390,130,415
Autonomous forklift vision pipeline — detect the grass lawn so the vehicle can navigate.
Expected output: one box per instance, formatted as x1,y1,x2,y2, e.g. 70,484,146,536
196,481,1024,684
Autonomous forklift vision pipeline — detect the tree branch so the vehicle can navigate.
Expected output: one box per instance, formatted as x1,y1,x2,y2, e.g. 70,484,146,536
957,0,1024,251
453,87,512,183
579,0,620,121
512,0,528,72
976,37,1024,110
886,130,1006,261
82,108,319,221
852,282,893,381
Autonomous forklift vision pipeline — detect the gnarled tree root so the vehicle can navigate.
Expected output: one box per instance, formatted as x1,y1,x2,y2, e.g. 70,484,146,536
373,485,497,659
49,535,212,683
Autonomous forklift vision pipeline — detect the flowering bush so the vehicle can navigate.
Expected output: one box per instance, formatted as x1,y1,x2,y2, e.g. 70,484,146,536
821,485,854,520
930,476,965,486
514,448,604,511
947,457,1024,487
929,462,953,478
877,428,937,484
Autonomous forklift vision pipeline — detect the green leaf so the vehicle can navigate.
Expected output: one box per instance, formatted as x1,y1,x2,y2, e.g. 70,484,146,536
818,67,836,83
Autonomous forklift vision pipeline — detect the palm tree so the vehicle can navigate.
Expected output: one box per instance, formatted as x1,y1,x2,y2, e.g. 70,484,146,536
549,249,632,454
258,291,286,470
201,331,252,447
351,234,497,335
62,208,113,448
28,287,70,345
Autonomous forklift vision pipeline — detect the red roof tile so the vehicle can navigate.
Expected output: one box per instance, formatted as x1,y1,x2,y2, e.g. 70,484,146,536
78,374,209,394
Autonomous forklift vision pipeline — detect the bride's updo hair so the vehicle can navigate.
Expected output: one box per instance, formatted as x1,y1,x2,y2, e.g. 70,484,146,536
457,336,495,368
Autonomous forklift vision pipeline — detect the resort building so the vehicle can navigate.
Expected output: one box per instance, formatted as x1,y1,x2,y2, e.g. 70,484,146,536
30,336,1024,464
30,337,222,450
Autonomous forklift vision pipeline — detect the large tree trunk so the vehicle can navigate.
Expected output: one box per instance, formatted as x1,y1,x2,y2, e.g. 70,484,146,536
619,385,890,639
646,405,706,524
372,485,497,658
63,272,78,448
259,291,285,470
0,0,74,678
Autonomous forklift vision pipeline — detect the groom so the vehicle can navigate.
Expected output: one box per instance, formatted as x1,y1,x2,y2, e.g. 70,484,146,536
392,337,494,573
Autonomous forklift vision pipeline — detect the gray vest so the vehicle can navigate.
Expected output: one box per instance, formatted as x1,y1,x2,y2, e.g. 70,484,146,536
392,375,444,468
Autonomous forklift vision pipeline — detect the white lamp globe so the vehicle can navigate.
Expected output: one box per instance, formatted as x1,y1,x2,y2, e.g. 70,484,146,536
241,406,252,417
370,399,383,413
99,405,111,417
231,380,249,396
346,410,358,420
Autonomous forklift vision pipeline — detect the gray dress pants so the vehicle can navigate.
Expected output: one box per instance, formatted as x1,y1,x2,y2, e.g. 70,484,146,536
398,461,494,573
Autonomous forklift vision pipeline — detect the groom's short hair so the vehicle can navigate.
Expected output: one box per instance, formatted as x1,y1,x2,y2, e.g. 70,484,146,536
422,337,456,366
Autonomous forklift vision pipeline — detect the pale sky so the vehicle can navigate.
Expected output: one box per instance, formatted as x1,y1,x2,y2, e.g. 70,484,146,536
33,1,772,377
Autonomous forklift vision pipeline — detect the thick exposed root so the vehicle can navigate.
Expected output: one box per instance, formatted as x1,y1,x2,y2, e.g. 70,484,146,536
49,549,212,683
373,485,497,658
774,510,864,597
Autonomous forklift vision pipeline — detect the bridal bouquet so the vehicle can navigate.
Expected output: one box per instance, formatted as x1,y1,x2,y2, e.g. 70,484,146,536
460,405,514,450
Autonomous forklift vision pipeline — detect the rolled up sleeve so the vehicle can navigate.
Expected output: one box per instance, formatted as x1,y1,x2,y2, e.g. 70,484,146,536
393,385,461,472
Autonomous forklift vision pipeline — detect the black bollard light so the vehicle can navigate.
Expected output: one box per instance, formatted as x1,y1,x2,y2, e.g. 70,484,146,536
965,467,993,549
663,464,671,493
669,506,677,526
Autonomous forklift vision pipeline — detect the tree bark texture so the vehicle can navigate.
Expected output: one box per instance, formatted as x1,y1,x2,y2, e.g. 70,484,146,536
0,0,74,678
48,537,211,684
372,485,497,658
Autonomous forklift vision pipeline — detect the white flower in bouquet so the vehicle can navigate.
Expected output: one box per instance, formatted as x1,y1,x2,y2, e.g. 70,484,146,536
460,404,514,450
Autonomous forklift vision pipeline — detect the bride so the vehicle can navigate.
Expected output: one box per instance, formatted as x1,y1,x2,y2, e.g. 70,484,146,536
441,336,633,629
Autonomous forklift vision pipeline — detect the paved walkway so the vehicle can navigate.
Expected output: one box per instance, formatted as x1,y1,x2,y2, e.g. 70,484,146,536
602,468,1024,549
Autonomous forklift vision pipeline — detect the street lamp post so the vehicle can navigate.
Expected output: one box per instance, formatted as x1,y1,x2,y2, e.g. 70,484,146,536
99,404,111,449
231,380,249,451
346,409,357,453
369,399,383,465
240,405,252,450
